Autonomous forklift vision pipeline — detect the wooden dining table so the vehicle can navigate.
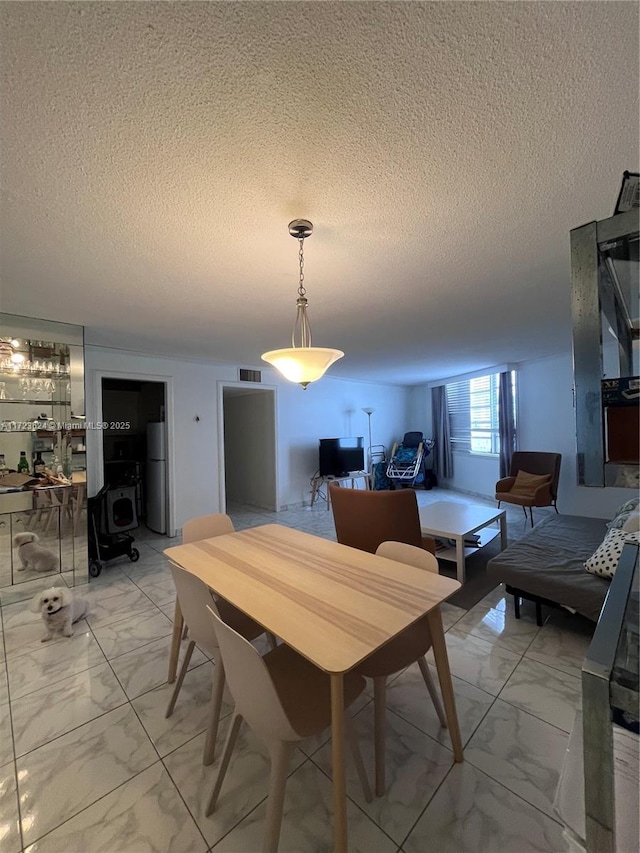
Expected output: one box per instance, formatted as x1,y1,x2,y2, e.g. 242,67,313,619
165,523,463,853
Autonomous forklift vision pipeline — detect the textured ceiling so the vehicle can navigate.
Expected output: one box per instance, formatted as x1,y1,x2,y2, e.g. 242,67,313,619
1,2,638,385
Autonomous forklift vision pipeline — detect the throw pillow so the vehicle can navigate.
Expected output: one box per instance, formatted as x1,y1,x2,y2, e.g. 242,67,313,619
613,496,640,517
622,511,640,534
510,470,552,497
584,528,640,579
608,509,636,530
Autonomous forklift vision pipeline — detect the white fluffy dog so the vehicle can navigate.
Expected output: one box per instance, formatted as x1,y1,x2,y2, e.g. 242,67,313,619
14,532,58,573
30,586,89,641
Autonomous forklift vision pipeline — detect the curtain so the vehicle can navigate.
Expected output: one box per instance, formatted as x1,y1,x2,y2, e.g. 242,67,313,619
498,371,516,478
431,386,453,478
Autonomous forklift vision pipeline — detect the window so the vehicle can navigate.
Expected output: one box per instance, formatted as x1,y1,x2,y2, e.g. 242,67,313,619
445,372,517,455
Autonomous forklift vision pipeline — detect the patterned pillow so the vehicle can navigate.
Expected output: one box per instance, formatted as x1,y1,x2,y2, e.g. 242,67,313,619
608,509,636,530
585,528,640,579
622,511,640,533
613,497,640,517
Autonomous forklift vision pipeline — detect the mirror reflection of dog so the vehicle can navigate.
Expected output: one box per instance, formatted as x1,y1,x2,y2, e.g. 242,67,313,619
14,532,58,573
30,587,88,642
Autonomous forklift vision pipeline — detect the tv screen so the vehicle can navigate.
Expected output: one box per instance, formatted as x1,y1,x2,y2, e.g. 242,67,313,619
319,437,365,477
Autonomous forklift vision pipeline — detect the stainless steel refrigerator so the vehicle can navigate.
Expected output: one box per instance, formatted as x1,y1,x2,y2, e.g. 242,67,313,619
146,421,166,534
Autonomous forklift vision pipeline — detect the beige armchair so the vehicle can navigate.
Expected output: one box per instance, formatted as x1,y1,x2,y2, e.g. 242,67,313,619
496,451,562,526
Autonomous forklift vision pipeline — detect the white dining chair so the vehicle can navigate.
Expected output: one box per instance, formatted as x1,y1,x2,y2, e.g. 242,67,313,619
166,562,267,765
355,540,448,796
205,604,372,853
167,513,235,683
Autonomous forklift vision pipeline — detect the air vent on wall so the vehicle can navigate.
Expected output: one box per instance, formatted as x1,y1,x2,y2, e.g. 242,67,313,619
239,368,262,383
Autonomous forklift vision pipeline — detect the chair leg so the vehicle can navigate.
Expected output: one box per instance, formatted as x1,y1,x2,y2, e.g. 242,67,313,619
203,660,226,765
529,507,534,527
553,500,559,514
165,640,195,718
262,740,295,853
497,501,501,509
345,716,372,803
522,505,527,519
167,600,184,683
373,676,387,797
536,601,543,627
182,624,189,640
514,594,521,620
206,712,244,816
417,657,447,728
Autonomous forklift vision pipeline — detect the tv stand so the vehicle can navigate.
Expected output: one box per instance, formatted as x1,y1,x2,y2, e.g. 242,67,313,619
310,471,370,510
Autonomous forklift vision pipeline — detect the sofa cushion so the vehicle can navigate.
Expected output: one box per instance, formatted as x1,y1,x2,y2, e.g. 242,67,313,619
486,514,609,622
585,528,640,579
510,470,552,497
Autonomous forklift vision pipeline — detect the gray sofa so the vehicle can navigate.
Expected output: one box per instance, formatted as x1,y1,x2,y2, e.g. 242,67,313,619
486,514,610,624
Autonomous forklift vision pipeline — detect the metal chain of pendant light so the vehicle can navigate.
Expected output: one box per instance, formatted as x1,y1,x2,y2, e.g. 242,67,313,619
261,220,344,389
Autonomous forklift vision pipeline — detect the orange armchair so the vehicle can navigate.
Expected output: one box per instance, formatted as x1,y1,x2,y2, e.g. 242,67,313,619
496,451,561,526
328,482,436,555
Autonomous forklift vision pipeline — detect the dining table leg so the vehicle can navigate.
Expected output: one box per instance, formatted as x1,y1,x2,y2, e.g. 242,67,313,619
426,606,464,762
330,673,348,852
167,600,184,684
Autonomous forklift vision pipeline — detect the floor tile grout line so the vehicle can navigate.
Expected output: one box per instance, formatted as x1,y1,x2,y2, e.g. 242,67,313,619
1,496,580,851
462,729,566,821
397,755,565,852
12,694,131,762
493,692,577,737
19,756,164,851
69,606,212,853
304,752,402,850
397,761,457,850
123,684,211,853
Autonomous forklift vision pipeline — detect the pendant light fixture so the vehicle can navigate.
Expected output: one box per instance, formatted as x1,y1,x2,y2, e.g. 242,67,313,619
262,219,344,389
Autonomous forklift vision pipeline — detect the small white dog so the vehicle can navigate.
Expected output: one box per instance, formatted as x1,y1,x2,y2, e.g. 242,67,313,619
14,532,58,573
30,586,89,642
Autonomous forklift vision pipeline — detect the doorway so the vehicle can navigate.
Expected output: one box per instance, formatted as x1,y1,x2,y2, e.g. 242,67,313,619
101,378,168,534
219,384,278,512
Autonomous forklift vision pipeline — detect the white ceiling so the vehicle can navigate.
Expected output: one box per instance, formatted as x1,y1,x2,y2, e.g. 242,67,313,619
1,2,638,385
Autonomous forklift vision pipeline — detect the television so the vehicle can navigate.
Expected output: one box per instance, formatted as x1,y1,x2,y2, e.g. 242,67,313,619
319,437,365,477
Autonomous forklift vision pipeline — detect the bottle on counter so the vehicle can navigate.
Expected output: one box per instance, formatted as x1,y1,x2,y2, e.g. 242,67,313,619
0,454,8,475
33,452,46,476
51,454,63,478
17,451,29,474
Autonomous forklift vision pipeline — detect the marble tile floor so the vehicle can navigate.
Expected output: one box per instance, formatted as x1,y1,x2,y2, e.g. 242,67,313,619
0,488,590,852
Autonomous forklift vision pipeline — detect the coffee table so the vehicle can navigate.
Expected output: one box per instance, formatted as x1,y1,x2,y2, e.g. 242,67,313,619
418,501,508,584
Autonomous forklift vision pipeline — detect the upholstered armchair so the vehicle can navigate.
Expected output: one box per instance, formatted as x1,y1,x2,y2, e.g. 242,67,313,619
328,482,437,555
495,451,562,526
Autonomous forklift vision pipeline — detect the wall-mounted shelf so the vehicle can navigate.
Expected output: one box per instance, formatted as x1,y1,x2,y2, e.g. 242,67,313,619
1,399,67,405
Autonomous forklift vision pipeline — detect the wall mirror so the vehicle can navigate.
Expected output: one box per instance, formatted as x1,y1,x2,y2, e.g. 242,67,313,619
571,207,639,488
0,313,87,603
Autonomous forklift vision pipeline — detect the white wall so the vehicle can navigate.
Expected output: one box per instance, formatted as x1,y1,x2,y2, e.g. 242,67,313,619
269,373,410,508
85,346,411,527
409,351,637,517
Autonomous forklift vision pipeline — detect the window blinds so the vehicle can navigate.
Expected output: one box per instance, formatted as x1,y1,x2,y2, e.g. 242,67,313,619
445,373,502,454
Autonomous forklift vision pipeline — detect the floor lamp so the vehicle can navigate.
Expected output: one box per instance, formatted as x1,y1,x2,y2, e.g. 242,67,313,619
362,407,375,479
